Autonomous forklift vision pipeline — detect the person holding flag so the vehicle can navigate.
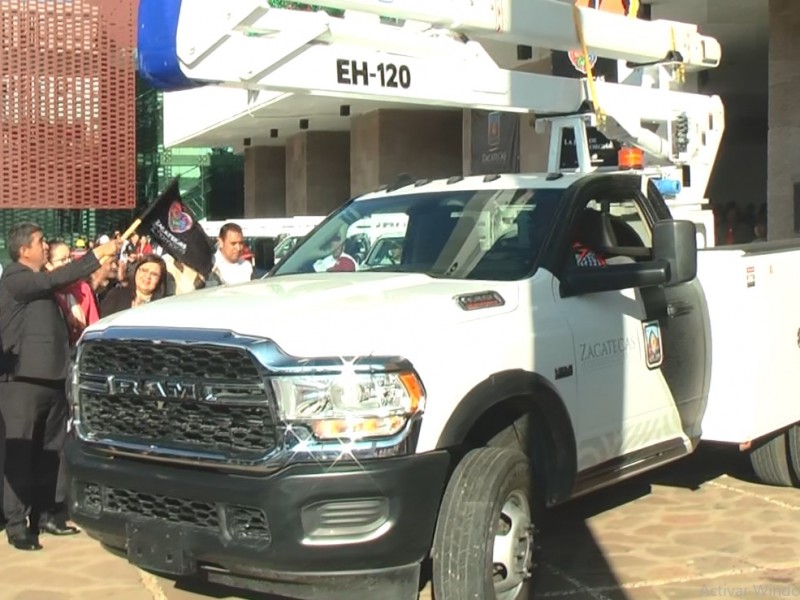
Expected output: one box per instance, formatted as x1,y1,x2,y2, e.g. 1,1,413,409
0,224,120,551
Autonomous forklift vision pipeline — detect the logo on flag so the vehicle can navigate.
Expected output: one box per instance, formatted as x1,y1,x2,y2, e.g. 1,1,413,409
168,201,193,234
137,178,214,277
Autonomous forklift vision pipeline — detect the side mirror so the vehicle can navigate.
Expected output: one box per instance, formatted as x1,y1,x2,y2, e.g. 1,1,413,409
653,220,697,285
560,219,697,298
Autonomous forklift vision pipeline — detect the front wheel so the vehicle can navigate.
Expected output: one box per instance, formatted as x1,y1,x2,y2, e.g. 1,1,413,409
432,447,535,600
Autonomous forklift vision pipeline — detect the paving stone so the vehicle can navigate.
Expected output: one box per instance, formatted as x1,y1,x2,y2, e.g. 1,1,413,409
659,512,712,526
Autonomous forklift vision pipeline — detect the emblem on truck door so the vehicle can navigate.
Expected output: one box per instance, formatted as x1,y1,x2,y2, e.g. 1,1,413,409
555,365,574,380
455,291,505,311
643,321,663,369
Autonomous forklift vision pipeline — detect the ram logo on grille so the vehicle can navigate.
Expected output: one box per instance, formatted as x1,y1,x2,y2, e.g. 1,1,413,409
106,376,199,400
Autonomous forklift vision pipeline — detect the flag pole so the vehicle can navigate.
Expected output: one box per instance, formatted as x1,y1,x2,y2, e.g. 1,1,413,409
102,177,180,262
120,218,142,241
98,217,142,265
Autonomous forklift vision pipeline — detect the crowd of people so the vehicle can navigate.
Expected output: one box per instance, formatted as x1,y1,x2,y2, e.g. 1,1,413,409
0,220,255,551
715,201,768,245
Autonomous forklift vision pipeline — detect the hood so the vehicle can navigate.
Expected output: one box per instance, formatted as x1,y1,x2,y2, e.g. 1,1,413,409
88,273,520,357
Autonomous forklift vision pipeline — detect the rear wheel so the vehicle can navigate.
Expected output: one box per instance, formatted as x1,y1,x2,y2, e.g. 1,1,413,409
432,447,535,600
787,425,800,484
750,430,796,487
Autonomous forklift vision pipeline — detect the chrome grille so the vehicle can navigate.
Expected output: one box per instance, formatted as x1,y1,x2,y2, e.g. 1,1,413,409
80,392,275,455
80,340,261,380
77,340,277,461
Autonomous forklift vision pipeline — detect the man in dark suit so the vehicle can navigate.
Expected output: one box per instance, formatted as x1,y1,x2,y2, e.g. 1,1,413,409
0,222,119,550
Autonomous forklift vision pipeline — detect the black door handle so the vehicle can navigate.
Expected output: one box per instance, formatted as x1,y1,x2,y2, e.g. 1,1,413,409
667,301,694,318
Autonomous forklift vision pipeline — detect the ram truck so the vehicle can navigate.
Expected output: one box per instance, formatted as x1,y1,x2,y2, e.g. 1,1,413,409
65,171,800,600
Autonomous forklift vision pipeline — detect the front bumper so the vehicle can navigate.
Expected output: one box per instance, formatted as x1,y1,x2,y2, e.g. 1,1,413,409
65,440,450,598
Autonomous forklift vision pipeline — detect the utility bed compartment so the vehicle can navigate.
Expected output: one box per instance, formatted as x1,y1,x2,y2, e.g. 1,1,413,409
698,241,800,444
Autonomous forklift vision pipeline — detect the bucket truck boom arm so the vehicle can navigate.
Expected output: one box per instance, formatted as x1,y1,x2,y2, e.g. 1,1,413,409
285,0,720,69
138,0,724,204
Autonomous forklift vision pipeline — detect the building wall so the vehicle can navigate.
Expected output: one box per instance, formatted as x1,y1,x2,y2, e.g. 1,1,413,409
767,0,800,239
244,146,286,217
350,111,381,196
351,110,463,197
286,131,350,216
0,0,136,209
306,131,351,215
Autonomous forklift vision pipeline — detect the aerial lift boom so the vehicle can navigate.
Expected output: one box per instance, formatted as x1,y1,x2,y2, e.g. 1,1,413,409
139,0,724,211
282,0,720,69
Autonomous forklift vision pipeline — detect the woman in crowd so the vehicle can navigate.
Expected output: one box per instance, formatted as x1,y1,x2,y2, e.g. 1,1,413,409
46,241,102,346
100,254,168,317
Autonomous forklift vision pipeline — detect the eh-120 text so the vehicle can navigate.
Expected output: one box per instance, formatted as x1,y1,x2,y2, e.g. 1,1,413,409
336,59,412,89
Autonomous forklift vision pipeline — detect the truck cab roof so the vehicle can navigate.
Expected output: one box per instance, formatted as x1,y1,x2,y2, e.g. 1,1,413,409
356,172,586,201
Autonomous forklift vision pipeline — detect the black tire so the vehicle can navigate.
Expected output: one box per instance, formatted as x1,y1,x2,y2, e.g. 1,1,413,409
787,425,800,484
432,447,535,600
750,431,796,487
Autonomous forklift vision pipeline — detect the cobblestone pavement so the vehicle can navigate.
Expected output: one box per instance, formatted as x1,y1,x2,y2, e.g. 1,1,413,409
4,446,800,599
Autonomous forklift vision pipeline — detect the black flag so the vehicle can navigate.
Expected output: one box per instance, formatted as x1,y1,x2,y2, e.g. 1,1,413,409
137,178,215,276
470,110,520,175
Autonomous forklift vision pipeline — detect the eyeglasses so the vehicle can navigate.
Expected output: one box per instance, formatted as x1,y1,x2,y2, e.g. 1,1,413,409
51,257,71,265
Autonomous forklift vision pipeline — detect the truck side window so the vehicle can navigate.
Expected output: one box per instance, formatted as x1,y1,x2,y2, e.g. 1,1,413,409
569,198,652,268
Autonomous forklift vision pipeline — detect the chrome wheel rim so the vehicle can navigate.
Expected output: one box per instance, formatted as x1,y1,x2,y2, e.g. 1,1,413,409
492,489,533,599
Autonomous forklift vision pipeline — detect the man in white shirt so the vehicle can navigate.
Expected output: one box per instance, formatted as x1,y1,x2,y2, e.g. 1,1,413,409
211,222,253,285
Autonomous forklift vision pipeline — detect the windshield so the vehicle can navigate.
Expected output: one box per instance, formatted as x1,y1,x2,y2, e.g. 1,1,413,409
364,236,405,267
274,236,301,262
273,188,563,281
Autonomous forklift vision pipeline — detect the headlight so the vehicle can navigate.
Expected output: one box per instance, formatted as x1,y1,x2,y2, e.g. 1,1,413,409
271,370,425,441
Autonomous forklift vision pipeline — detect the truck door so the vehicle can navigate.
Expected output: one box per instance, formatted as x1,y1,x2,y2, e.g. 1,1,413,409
545,175,709,479
642,181,711,444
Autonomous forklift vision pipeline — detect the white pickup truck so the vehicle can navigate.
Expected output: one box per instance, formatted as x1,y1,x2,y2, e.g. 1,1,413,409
65,170,800,600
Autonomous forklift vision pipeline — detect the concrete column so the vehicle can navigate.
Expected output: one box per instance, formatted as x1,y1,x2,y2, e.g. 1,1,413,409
520,55,554,173
768,0,800,240
461,110,473,177
350,109,462,197
286,131,350,216
244,146,286,217
351,111,381,196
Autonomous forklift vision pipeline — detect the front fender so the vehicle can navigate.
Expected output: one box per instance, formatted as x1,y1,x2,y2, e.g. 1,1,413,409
436,369,577,505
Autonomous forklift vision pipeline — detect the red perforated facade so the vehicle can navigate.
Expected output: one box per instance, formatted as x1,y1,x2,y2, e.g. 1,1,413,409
0,0,136,209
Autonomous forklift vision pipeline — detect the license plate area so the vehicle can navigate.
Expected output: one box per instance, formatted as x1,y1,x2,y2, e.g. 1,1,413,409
126,521,197,576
